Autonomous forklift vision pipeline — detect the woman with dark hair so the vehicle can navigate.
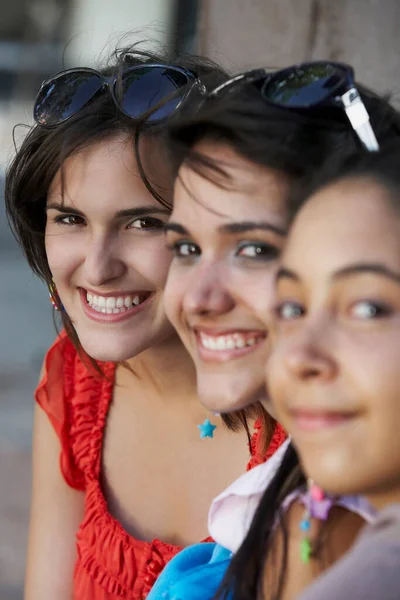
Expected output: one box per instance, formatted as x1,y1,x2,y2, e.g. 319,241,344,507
142,64,400,600
5,48,284,600
266,139,400,600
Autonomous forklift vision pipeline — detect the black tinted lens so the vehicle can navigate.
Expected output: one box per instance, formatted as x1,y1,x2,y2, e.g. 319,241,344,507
263,64,345,108
34,71,103,125
116,67,190,121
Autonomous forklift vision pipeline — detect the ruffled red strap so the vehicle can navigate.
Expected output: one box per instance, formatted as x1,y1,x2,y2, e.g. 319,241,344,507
35,331,115,490
247,419,287,471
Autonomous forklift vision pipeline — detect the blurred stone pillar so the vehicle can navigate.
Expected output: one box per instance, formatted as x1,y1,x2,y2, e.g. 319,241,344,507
67,0,175,66
197,0,400,99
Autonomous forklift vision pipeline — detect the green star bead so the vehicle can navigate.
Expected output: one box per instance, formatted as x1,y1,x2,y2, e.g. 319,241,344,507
300,538,312,564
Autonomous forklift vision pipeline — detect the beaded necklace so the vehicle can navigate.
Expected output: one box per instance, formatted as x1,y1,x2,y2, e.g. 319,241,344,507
299,479,334,563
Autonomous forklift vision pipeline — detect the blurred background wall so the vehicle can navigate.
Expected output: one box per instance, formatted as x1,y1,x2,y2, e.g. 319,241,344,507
197,0,400,100
0,0,399,597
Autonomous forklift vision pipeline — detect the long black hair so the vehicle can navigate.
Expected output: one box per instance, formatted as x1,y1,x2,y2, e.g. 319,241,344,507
156,75,400,600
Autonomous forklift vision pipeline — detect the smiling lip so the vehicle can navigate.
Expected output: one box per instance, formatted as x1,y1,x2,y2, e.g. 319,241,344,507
290,409,358,432
194,327,267,363
79,288,154,324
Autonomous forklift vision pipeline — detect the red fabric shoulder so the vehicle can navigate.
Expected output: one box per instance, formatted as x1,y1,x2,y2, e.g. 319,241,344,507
247,419,287,471
35,331,115,490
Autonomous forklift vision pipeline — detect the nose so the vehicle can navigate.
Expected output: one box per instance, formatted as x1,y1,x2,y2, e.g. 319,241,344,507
282,322,337,382
183,262,235,317
84,234,126,287
284,345,337,381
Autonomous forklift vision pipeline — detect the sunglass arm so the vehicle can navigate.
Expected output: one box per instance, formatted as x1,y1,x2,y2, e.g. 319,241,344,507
341,88,380,152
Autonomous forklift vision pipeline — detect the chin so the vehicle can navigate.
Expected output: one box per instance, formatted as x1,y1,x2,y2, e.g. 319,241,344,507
80,340,143,362
197,373,265,414
75,329,149,362
72,317,176,362
300,452,364,497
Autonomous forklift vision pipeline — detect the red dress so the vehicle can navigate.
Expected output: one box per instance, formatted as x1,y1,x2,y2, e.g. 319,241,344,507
35,331,287,599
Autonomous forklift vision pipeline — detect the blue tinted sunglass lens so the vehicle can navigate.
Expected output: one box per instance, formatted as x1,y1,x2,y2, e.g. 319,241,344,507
34,72,103,125
116,67,189,121
263,64,345,108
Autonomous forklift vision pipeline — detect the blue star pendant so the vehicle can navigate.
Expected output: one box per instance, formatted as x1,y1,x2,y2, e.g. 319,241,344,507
197,419,217,439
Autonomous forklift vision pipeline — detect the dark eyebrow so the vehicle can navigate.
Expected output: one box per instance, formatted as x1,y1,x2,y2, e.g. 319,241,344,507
219,221,287,236
46,203,170,218
333,263,400,285
164,220,287,237
276,267,299,283
46,203,85,217
276,263,400,286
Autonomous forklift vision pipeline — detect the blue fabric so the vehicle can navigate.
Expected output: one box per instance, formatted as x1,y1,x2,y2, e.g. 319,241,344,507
147,543,233,600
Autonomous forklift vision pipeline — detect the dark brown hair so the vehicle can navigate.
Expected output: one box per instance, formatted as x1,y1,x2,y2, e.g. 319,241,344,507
206,94,400,600
4,45,228,359
150,78,400,599
4,47,269,435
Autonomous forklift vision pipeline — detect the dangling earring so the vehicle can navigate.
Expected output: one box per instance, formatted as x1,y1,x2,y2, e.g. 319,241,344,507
197,418,217,439
48,278,64,312
299,479,333,563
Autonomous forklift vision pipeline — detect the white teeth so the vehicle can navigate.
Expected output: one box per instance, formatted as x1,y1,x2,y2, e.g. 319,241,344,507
199,332,262,352
208,338,218,350
235,336,245,349
86,292,149,310
216,337,225,350
106,297,116,309
101,308,107,313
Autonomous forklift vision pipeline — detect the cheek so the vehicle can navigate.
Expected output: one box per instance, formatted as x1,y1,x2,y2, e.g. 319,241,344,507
238,270,278,323
352,337,400,409
131,239,172,287
45,229,81,277
339,329,400,389
163,267,185,326
265,343,291,417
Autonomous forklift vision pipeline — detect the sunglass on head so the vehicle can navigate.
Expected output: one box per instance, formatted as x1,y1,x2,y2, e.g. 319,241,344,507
210,61,379,152
34,64,206,127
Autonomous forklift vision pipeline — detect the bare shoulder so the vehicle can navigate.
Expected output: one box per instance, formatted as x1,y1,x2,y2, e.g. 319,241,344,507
24,397,85,600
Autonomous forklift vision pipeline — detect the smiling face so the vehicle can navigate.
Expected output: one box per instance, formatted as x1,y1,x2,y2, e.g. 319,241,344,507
268,177,400,508
164,141,289,413
45,135,177,362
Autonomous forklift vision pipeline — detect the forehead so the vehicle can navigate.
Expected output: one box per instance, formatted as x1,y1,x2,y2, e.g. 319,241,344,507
48,135,170,210
283,177,400,274
172,141,289,228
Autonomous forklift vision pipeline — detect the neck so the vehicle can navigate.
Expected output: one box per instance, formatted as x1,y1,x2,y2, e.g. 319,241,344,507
366,485,400,512
124,333,198,403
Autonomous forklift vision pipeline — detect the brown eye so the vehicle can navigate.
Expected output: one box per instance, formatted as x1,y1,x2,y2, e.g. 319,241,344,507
128,217,164,230
54,214,85,226
237,242,280,261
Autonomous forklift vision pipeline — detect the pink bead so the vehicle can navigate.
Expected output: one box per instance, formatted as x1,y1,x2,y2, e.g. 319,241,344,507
310,483,325,501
